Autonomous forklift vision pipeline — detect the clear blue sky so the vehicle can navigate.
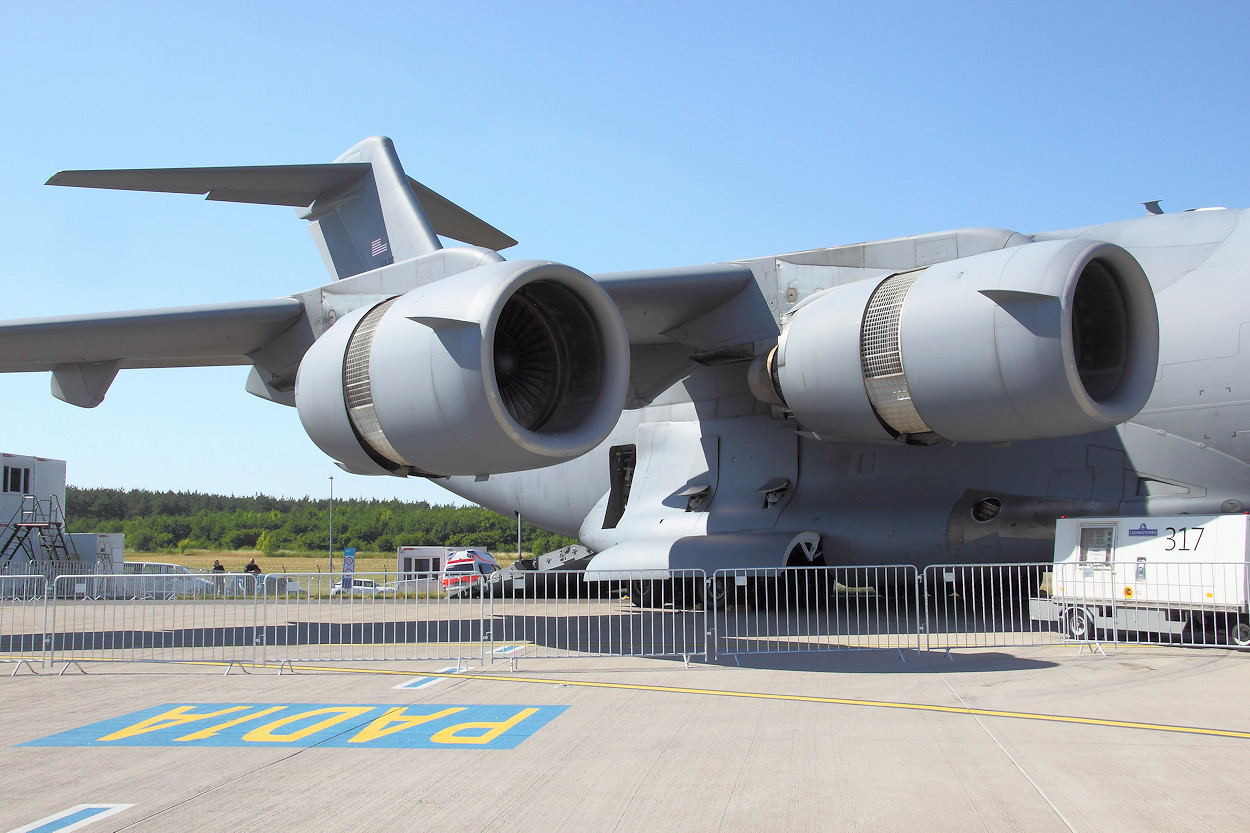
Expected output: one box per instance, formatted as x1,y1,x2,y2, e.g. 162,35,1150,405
1,1,1246,504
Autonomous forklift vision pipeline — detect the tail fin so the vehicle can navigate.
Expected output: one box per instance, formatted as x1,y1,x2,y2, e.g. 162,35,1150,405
46,135,517,281
301,136,440,277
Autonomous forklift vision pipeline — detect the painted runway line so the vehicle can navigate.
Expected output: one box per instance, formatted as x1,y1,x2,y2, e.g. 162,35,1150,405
8,803,134,833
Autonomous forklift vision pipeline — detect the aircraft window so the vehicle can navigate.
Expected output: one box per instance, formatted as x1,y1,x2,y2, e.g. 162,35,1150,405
446,563,474,573
603,444,636,529
480,563,498,575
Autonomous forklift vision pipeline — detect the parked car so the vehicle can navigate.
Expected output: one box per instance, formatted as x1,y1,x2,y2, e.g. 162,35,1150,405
263,575,308,597
330,578,396,597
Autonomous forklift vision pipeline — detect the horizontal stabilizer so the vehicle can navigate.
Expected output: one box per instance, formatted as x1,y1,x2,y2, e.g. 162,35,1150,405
47,165,517,251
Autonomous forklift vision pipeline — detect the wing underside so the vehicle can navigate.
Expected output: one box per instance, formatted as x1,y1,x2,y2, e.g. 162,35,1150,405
0,298,306,406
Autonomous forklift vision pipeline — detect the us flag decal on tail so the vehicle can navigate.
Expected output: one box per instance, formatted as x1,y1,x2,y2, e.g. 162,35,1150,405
371,237,389,257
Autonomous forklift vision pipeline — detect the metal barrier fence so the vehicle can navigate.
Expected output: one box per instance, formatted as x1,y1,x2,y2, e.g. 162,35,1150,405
48,573,263,667
2,561,1246,672
920,561,1250,650
1018,560,1250,649
258,573,490,665
921,563,1062,650
42,572,491,668
0,574,46,672
709,566,920,660
489,569,708,661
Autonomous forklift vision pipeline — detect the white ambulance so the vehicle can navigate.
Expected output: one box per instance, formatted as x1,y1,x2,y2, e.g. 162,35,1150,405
440,549,501,596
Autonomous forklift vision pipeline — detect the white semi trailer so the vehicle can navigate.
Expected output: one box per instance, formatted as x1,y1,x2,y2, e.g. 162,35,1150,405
1030,515,1250,645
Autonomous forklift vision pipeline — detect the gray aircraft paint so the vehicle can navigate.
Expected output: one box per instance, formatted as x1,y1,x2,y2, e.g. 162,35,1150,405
2,136,1247,572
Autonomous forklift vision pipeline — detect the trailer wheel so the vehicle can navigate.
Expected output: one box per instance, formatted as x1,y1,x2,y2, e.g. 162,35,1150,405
1231,622,1250,647
1064,607,1094,641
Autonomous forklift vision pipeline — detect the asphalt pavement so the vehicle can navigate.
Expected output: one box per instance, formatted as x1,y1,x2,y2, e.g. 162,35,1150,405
2,644,1247,832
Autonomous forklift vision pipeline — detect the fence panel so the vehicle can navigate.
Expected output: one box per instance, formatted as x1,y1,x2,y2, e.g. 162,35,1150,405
922,563,1061,649
0,575,47,669
257,572,489,665
47,573,260,666
710,566,919,659
489,569,708,660
1028,560,1250,649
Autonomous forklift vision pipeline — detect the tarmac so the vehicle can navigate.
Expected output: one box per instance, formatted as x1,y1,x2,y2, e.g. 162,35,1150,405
2,644,1248,832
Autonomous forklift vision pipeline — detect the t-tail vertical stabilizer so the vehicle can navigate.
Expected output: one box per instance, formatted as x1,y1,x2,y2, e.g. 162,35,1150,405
300,136,442,280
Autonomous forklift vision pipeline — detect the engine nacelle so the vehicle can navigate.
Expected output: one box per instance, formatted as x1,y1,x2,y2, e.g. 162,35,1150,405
295,260,630,476
755,239,1159,443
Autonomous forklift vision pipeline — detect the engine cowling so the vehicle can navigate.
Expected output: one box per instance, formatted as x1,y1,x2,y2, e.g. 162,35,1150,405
295,260,630,476
754,239,1159,443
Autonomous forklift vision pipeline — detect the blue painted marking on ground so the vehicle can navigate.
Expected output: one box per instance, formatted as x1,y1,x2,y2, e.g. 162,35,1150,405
392,667,461,690
20,704,567,749
493,645,523,654
10,803,133,833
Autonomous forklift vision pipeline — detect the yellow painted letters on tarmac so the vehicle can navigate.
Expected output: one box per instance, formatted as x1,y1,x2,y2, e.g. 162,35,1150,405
97,706,251,742
242,707,374,743
348,707,465,744
174,707,288,741
429,708,539,745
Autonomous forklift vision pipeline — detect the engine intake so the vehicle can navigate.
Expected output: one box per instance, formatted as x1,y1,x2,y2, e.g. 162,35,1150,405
755,239,1159,443
296,260,629,476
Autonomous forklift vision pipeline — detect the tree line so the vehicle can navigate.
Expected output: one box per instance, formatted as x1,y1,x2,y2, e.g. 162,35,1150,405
65,487,577,555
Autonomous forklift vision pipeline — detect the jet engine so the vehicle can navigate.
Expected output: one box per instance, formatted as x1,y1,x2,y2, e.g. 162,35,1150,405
751,239,1159,443
295,260,630,476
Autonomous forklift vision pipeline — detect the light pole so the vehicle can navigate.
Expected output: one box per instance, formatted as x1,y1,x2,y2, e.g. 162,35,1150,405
328,475,334,575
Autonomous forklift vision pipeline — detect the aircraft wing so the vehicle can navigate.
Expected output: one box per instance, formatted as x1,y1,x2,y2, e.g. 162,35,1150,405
0,298,305,407
0,259,760,412
593,262,771,408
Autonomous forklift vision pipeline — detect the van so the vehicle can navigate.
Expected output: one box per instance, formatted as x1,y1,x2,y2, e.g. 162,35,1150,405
441,549,501,596
114,561,214,599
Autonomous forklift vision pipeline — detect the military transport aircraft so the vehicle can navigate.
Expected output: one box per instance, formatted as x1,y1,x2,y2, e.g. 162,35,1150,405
2,136,1247,580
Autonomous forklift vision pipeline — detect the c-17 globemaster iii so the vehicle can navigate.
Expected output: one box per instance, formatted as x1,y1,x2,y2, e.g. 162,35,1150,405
1,137,1247,591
